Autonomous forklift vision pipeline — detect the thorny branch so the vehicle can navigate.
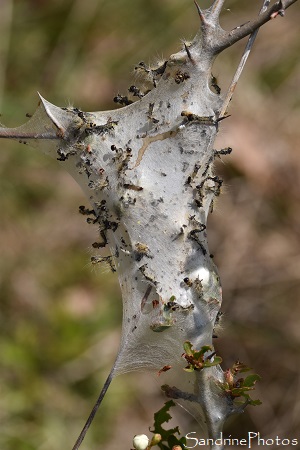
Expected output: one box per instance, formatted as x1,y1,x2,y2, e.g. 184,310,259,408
216,0,298,53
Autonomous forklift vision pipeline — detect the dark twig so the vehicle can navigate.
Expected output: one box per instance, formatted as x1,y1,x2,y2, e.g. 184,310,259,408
161,384,198,402
71,371,114,450
219,0,271,117
216,0,298,54
184,42,194,62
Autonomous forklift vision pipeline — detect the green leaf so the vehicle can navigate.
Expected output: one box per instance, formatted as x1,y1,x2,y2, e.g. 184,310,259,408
232,386,255,395
206,356,222,366
183,341,193,356
249,399,262,406
218,381,230,391
151,401,186,449
153,400,175,430
243,374,261,387
183,366,195,372
232,361,252,373
197,345,212,357
168,433,187,447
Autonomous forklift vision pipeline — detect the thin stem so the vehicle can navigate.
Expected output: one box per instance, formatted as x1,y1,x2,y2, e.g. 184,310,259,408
0,130,58,140
161,384,198,402
219,0,272,118
71,370,114,450
216,0,298,53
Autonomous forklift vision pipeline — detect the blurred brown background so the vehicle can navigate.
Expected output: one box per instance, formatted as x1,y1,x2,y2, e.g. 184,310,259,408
0,1,299,449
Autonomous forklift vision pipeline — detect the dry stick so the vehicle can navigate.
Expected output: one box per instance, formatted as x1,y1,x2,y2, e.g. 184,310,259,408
217,0,298,52
219,0,271,118
71,370,114,450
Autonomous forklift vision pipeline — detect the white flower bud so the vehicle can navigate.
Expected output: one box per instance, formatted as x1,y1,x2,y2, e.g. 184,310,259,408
133,434,149,450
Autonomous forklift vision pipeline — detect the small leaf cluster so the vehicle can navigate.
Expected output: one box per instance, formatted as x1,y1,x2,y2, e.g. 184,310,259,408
149,400,186,450
219,361,262,406
182,341,222,372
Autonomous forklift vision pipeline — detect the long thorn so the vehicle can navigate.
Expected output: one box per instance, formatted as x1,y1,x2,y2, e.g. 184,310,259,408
184,42,194,62
71,370,114,450
194,0,206,24
219,0,271,118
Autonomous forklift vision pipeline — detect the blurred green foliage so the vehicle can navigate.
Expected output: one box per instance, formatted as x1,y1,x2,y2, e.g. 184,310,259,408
0,1,300,449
